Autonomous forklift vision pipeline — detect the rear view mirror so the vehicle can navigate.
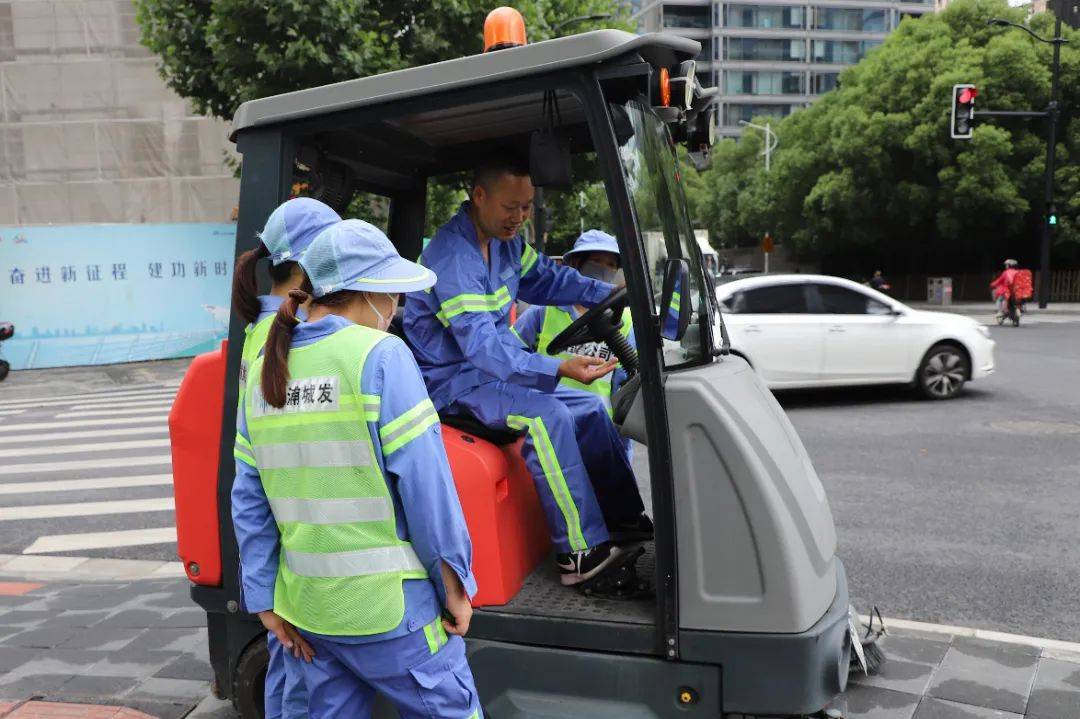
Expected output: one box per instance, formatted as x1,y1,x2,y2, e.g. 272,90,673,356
659,258,691,342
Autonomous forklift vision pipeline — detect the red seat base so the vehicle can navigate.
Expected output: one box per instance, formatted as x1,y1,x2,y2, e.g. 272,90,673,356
442,427,550,607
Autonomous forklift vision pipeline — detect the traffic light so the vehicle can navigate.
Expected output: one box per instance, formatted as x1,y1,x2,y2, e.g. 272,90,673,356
951,84,977,139
1048,207,1058,226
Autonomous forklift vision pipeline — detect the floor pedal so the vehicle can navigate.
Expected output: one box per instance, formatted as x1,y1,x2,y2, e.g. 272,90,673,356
577,545,652,600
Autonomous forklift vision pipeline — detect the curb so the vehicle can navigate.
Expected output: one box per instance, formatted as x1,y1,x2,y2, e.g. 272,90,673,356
0,555,186,583
862,614,1080,661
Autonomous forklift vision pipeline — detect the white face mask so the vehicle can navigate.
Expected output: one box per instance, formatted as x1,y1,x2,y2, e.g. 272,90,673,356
365,293,398,332
580,260,622,285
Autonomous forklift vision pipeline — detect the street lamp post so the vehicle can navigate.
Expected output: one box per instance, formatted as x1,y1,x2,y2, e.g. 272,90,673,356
988,16,1068,308
739,120,779,172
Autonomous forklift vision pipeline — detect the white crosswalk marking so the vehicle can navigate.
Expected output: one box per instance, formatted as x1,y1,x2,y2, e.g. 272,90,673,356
0,438,171,458
0,474,172,495
68,399,173,411
0,426,168,444
57,407,171,418
0,388,176,410
24,527,177,554
0,381,186,557
0,455,171,475
0,416,166,433
0,497,175,521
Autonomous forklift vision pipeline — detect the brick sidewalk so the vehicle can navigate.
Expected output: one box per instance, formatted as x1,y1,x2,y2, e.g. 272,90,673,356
0,578,209,719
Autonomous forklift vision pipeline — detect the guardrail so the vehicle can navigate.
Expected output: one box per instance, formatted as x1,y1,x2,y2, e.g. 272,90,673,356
887,269,1080,303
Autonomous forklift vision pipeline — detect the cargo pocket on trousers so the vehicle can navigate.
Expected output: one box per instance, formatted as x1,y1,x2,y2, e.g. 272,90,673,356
409,640,476,718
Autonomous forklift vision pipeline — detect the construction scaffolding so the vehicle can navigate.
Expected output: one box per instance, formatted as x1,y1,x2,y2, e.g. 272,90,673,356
0,0,239,225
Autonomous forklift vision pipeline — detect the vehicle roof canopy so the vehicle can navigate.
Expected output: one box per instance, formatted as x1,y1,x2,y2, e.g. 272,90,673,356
228,31,700,191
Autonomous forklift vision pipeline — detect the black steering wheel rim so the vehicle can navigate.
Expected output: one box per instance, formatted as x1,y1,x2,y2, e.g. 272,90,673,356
544,287,638,373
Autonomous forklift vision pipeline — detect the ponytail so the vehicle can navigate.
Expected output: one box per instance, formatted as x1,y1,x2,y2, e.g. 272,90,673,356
232,243,271,324
262,288,309,408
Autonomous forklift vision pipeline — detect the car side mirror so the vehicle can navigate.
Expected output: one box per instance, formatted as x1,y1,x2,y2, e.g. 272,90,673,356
660,258,691,342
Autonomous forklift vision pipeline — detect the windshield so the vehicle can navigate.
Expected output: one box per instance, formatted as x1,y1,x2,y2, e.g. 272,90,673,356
614,99,713,368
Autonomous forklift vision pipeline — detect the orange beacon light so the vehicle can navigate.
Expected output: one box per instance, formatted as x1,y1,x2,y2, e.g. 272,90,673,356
484,7,527,52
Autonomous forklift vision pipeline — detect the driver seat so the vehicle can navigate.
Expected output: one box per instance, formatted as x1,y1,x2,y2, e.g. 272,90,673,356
440,413,525,446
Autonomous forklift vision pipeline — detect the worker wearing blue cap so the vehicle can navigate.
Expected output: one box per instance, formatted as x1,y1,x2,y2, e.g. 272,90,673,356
404,161,649,589
231,219,481,719
230,197,340,719
513,230,637,469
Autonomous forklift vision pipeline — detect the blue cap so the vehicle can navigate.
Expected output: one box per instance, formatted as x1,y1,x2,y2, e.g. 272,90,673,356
300,219,437,298
563,229,620,262
259,198,341,266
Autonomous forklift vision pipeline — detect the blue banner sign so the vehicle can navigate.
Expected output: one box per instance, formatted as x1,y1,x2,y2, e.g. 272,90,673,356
0,223,236,370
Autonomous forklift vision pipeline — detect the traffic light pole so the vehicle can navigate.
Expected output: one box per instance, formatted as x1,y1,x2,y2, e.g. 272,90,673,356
1039,14,1063,308
987,16,1067,308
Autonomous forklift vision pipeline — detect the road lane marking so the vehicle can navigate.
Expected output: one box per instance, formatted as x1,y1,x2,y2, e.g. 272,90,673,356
0,411,25,417
0,474,172,495
0,455,171,475
56,408,170,418
0,426,169,444
0,438,171,458
0,416,166,433
0,497,174,521
23,527,177,554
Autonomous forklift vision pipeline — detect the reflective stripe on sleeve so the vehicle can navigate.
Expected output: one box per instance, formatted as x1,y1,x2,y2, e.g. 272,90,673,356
435,287,512,326
520,242,539,276
283,545,424,578
254,440,372,469
267,496,392,525
380,399,439,455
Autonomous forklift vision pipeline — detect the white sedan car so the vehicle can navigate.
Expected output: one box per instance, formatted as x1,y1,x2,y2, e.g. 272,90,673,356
716,274,995,399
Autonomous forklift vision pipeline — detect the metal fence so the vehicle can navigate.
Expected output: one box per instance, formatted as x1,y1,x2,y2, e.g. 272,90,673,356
889,269,1080,303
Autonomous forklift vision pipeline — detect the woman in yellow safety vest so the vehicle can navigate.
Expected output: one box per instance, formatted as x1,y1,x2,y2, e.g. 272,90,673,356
230,197,339,719
231,219,482,719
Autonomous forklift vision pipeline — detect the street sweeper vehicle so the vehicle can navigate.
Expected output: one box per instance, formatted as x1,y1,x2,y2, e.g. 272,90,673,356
169,14,873,718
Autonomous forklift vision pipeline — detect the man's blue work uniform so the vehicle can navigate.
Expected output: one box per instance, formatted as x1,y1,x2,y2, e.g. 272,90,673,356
403,203,645,553
232,315,480,718
513,304,636,469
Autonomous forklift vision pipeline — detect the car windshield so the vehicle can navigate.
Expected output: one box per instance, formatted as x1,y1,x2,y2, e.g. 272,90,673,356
613,98,714,368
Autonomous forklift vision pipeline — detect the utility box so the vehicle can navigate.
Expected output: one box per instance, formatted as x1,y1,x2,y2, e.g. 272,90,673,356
927,277,953,305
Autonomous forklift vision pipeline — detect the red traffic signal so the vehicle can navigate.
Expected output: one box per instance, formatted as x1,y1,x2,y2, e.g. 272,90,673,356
951,84,977,139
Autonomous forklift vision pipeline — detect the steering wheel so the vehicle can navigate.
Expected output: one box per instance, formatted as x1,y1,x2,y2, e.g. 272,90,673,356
545,287,639,374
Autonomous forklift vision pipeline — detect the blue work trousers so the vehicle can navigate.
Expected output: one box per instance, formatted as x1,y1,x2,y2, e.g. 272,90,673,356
301,627,481,719
450,381,644,553
265,632,308,719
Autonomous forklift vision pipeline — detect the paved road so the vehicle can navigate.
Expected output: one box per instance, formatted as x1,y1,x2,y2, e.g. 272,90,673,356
0,379,182,561
779,319,1080,643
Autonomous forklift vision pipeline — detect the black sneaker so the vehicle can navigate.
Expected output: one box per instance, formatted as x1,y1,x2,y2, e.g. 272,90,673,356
609,514,654,544
556,543,626,586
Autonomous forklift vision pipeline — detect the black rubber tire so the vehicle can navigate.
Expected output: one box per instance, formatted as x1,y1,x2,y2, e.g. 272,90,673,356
232,635,268,719
916,343,969,400
0,359,8,382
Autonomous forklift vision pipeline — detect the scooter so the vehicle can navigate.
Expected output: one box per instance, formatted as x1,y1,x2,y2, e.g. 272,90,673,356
996,297,1023,327
0,322,13,381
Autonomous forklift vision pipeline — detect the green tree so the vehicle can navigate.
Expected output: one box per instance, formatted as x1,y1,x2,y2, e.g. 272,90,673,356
135,0,627,122
694,0,1079,273
135,0,628,241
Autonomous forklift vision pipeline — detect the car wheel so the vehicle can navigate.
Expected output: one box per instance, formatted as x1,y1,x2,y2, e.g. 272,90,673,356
916,344,969,400
232,635,268,719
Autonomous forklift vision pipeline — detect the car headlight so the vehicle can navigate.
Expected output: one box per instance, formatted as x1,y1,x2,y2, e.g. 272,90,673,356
976,325,991,338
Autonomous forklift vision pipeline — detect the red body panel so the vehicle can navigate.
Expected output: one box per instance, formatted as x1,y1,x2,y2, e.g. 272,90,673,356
441,430,549,607
169,342,227,586
169,344,549,603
